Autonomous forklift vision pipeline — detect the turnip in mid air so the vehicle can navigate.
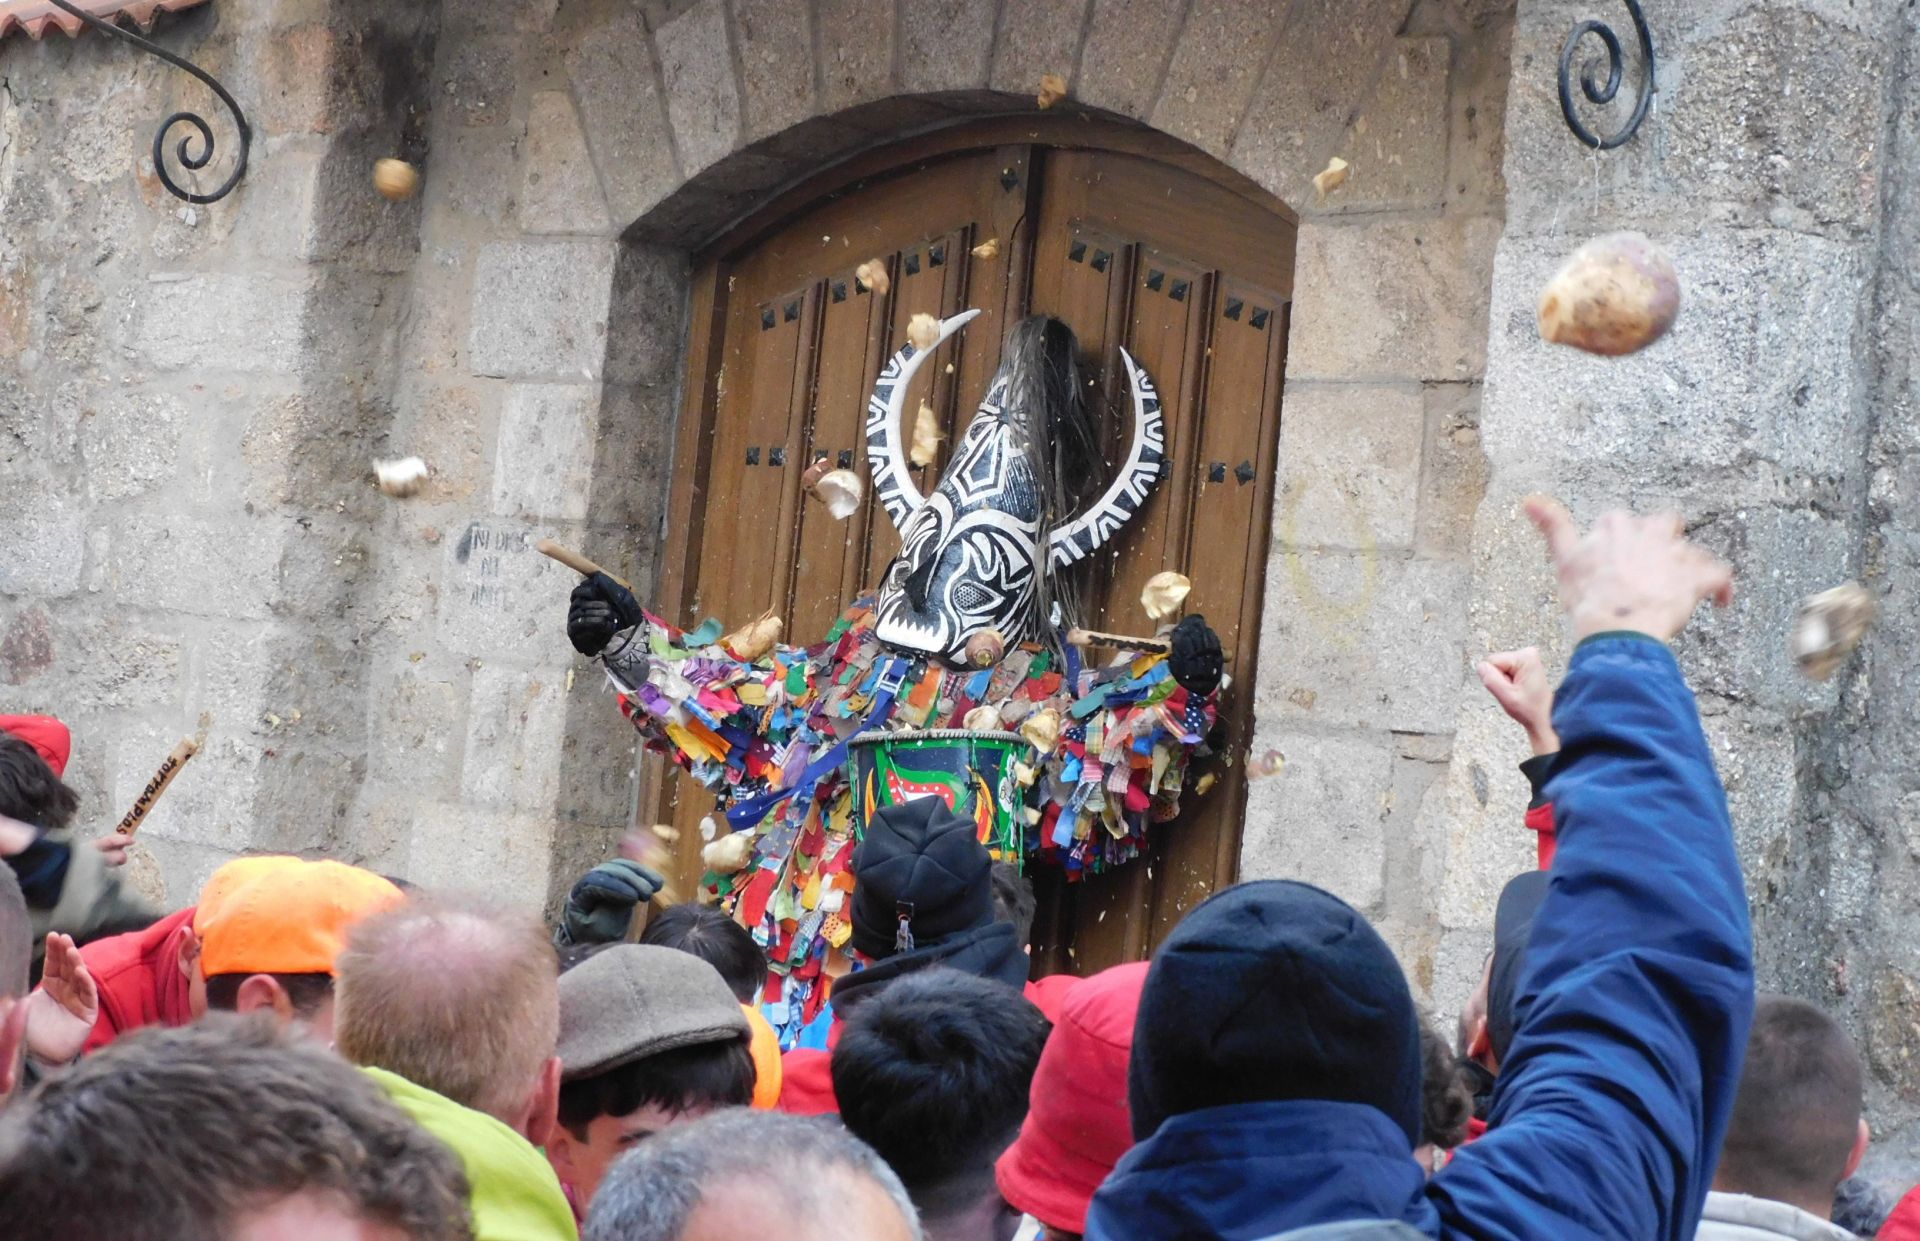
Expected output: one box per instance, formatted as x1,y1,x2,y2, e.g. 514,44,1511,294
1537,231,1681,356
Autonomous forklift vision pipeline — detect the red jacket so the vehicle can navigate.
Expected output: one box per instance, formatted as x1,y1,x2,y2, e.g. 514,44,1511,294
777,975,1075,1115
778,1047,838,1115
1882,1185,1920,1241
1526,801,1557,869
1520,752,1558,868
75,906,196,1053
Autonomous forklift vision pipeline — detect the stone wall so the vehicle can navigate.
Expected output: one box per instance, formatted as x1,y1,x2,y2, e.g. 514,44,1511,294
1829,0,1920,1175
0,0,440,900
1241,0,1512,1018
1463,0,1920,1171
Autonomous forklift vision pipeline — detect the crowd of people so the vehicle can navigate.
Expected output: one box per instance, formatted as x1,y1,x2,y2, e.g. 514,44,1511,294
1,498,1916,1241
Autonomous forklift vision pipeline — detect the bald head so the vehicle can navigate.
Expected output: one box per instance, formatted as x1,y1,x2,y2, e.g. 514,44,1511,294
335,894,559,1125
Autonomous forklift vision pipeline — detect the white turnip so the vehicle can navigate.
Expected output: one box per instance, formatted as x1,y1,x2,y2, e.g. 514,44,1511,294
1537,231,1681,356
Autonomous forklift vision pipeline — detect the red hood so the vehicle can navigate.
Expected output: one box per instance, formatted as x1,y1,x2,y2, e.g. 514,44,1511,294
77,907,197,1054
0,715,71,778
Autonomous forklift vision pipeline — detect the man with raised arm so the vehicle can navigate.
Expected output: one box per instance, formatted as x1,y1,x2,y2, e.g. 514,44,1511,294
1086,499,1755,1240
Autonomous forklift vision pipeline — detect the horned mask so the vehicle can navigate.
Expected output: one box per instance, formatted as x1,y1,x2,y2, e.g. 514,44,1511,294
864,311,1166,664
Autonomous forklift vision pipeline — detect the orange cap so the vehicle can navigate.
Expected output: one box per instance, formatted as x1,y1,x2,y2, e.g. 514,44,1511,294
192,855,303,935
744,1004,784,1110
197,860,403,977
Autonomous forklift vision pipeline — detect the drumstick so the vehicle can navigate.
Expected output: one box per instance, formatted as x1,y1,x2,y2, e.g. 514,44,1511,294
1067,626,1172,654
116,737,199,837
536,539,630,589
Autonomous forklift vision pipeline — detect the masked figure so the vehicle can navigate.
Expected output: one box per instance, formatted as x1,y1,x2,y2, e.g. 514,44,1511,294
566,314,1223,1038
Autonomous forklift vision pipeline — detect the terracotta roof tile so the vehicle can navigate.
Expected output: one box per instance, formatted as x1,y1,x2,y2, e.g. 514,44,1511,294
0,0,210,41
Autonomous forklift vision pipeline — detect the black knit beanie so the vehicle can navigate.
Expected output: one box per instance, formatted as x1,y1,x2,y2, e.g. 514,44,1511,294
850,798,994,960
1128,879,1423,1146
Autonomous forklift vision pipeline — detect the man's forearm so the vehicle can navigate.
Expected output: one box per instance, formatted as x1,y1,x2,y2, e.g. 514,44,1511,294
1540,634,1749,964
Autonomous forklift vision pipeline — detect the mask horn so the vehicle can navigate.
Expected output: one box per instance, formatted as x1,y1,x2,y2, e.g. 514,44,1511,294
864,309,982,533
1048,348,1167,569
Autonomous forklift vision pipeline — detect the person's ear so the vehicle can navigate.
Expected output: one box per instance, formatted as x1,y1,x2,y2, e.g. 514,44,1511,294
544,1115,577,1181
1845,1117,1870,1180
0,997,26,1100
176,929,200,981
1468,1016,1497,1073
523,1055,561,1149
234,975,293,1022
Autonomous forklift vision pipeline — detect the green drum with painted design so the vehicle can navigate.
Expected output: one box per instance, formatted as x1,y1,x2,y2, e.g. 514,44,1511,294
847,729,1030,864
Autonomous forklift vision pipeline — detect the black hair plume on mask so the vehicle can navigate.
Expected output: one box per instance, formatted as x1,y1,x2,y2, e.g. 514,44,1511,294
996,315,1105,649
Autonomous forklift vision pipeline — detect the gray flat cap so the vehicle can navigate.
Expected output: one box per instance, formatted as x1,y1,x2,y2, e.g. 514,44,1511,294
557,944,751,1081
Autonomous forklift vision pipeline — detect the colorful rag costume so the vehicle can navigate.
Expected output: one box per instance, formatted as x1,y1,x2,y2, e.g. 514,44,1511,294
587,314,1219,1037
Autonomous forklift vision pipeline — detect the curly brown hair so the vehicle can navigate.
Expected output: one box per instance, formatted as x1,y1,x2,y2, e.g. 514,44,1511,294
0,1013,473,1241
1420,1017,1474,1150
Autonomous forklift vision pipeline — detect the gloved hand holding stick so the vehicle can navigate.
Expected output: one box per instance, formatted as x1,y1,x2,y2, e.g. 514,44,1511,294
541,539,682,918
539,539,646,658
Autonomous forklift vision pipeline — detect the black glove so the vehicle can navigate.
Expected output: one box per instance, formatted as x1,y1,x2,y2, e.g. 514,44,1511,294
567,572,643,656
557,858,667,946
1169,614,1224,696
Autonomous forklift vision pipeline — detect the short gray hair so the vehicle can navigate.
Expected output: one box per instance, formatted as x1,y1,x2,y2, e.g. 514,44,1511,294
584,1109,921,1241
335,894,559,1124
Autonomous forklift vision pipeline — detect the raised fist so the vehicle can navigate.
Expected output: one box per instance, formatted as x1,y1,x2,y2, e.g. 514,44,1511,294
1169,614,1224,697
1477,647,1559,756
567,572,643,656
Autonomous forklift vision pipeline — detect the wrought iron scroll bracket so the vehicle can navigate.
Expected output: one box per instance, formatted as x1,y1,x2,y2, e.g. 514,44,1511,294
45,0,251,203
1557,0,1657,150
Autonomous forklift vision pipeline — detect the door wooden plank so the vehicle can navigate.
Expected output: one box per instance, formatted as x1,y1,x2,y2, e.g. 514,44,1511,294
768,282,825,623
695,286,804,625
790,262,881,640
1020,146,1293,974
1149,276,1287,946
641,267,724,887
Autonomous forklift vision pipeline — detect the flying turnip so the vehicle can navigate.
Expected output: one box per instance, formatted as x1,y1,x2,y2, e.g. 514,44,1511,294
1537,231,1681,356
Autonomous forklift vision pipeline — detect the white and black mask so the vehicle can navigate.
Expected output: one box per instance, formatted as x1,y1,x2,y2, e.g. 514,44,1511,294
865,312,1166,664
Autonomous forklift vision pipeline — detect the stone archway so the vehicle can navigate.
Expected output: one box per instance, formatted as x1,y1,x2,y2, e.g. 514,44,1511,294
362,0,1513,1003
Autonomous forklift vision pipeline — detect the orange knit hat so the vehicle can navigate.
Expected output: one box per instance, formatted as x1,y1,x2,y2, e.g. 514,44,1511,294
198,860,403,977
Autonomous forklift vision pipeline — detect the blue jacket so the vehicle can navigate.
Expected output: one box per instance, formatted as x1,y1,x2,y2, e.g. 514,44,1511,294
1086,636,1755,1240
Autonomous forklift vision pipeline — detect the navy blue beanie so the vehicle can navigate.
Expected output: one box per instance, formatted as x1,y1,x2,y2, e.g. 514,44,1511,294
850,798,994,960
1128,880,1423,1146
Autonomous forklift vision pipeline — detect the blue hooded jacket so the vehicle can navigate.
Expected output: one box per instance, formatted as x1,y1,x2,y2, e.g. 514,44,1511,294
1086,636,1755,1240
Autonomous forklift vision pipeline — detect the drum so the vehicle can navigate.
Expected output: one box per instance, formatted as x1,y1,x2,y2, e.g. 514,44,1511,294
847,729,1030,863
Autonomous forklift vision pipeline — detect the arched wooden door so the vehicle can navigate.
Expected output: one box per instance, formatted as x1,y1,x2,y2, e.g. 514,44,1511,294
649,120,1294,973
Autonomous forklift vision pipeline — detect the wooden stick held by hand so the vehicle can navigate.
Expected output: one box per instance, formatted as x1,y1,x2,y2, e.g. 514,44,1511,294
116,738,199,837
536,539,631,590
1067,626,1172,653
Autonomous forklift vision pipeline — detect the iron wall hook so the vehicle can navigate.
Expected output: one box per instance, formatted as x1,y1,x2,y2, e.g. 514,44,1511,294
45,0,250,203
1558,0,1657,150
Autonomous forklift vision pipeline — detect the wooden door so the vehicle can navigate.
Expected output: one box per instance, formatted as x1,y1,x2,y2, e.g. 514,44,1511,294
650,127,1293,971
